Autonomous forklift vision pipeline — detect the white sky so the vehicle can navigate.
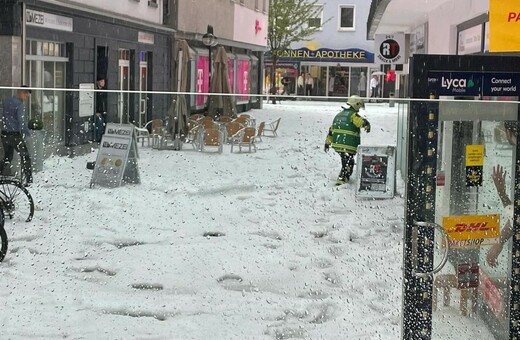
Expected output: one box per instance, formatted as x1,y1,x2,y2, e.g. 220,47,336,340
2,101,406,339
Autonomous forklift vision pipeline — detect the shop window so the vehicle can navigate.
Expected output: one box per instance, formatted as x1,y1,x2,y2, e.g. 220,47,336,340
308,5,324,29
255,0,259,11
26,39,66,57
339,5,355,31
262,0,267,13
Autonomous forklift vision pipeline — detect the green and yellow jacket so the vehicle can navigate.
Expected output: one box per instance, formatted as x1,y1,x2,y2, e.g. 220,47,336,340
325,106,366,154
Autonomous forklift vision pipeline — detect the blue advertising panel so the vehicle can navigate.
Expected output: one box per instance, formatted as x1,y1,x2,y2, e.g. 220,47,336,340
482,73,520,96
427,71,482,96
428,71,520,96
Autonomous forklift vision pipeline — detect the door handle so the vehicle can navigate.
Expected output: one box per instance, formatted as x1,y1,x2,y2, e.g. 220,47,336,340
140,99,146,113
411,221,450,278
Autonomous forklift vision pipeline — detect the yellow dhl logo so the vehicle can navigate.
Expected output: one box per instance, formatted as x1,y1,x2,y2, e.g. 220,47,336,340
443,214,500,241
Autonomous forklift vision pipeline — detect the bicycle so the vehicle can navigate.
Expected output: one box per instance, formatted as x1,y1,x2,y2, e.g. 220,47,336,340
0,207,7,262
0,178,34,223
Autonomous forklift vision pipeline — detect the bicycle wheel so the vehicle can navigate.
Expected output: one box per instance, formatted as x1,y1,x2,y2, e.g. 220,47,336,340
0,179,34,223
0,209,7,262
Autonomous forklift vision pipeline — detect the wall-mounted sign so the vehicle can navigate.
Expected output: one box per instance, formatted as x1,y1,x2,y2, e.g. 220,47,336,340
374,33,406,64
458,25,483,55
79,83,94,118
442,214,500,248
428,71,520,96
270,48,374,63
489,0,520,52
465,145,483,187
26,9,73,32
138,32,155,45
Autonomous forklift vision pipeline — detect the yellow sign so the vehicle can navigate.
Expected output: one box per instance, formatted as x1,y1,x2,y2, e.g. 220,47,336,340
489,0,520,52
443,214,500,248
465,145,484,166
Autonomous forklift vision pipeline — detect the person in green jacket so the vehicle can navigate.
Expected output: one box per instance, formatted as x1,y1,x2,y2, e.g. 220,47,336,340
324,95,371,185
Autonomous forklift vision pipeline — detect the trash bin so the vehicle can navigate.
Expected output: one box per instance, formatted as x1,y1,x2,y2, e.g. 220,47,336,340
389,92,395,108
27,130,46,172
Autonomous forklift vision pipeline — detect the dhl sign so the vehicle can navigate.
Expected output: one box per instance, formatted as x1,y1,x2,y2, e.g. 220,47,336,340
442,214,500,248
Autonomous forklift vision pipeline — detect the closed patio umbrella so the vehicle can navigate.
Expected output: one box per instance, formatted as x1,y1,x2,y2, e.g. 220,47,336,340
168,39,191,149
207,46,236,119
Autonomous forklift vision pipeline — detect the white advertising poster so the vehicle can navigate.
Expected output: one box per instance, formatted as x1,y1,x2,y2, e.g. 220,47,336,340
26,9,73,32
374,33,406,64
79,83,94,118
355,145,396,199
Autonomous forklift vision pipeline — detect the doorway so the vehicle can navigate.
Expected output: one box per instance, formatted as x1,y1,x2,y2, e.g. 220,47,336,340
118,49,131,124
402,54,520,340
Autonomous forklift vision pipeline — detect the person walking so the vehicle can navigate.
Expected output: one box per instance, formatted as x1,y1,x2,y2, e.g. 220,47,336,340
324,95,370,185
0,86,33,186
370,75,379,100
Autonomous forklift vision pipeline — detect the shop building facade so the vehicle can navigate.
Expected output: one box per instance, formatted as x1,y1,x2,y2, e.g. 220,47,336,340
164,0,268,112
0,0,172,155
368,0,495,97
265,0,376,99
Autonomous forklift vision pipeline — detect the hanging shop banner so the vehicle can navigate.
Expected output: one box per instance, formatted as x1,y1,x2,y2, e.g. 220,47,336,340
355,146,396,199
268,48,374,64
427,71,520,96
91,124,140,188
374,33,406,64
465,144,484,187
196,55,209,107
442,214,500,248
489,0,520,52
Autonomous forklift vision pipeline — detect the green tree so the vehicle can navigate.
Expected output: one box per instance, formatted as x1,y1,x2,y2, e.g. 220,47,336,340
268,0,326,103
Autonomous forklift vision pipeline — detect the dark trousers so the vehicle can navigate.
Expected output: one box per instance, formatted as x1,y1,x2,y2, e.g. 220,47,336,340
0,131,32,182
338,152,355,180
305,84,313,96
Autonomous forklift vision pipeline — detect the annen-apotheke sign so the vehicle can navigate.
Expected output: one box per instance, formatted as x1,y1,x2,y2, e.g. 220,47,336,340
428,71,520,96
271,48,374,63
26,9,73,32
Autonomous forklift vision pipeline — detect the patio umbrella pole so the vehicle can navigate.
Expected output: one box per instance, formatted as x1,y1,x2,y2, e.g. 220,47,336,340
173,50,183,150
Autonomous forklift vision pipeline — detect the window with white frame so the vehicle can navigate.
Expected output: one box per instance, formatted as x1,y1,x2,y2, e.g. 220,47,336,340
308,5,324,29
148,0,158,7
339,5,355,30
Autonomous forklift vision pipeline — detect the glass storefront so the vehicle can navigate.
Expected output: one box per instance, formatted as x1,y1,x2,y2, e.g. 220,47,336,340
25,39,68,144
300,64,368,98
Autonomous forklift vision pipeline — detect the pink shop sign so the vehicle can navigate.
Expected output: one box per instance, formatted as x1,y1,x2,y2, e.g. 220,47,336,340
196,55,209,107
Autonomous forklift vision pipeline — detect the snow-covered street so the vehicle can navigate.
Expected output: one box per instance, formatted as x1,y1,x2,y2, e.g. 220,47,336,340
1,100,405,339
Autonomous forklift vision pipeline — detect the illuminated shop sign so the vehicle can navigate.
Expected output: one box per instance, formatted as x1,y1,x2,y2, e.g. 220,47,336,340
270,48,374,63
428,71,520,96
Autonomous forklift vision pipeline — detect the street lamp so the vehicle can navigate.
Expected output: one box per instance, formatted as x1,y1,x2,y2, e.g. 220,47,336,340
202,25,218,96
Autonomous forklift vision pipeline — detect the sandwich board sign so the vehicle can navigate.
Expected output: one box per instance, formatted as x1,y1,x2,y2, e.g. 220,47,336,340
90,123,140,188
355,145,396,199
